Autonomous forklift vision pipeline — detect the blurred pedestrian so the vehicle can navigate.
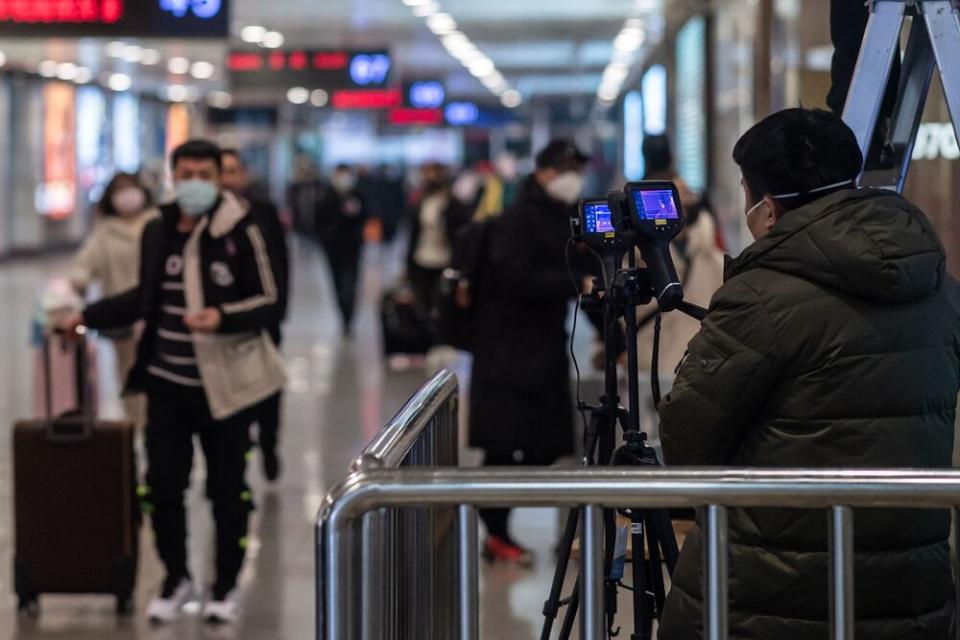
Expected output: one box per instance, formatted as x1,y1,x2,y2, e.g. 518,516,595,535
221,148,289,482
317,164,367,336
469,139,589,564
63,139,285,625
70,172,156,427
406,163,471,319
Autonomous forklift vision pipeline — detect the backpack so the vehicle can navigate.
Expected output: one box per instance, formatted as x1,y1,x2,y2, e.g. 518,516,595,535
436,218,495,352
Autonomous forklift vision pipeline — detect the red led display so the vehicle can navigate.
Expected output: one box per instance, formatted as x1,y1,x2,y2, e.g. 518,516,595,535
0,0,124,23
313,52,348,70
289,51,308,71
332,89,402,110
388,108,443,126
227,52,263,72
229,51,354,73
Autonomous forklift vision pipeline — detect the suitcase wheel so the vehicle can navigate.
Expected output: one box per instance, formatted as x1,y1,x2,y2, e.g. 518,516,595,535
17,595,39,618
116,594,133,617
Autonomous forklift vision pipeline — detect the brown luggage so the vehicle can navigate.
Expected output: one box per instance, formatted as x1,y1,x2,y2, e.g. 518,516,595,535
12,333,139,616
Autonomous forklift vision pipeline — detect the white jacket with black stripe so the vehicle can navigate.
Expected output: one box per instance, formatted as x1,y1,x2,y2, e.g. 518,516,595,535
84,191,286,419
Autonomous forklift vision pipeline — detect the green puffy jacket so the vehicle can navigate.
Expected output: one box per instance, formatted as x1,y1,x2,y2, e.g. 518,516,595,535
658,188,960,639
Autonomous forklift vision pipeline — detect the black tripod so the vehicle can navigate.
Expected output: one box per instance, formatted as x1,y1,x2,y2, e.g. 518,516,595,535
541,251,680,640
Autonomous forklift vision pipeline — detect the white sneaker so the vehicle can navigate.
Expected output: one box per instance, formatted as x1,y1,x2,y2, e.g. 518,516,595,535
147,577,197,623
203,589,240,624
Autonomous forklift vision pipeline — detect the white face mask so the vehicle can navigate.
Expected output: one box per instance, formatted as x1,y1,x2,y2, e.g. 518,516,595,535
111,187,146,217
545,171,584,205
175,179,219,217
332,173,356,193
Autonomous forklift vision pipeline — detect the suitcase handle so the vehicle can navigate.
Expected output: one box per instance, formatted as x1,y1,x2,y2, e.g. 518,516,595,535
42,330,95,443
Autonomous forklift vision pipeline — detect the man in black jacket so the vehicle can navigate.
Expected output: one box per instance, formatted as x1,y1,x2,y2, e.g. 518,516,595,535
469,139,589,565
221,148,289,481
658,109,959,639
316,163,367,336
63,140,284,626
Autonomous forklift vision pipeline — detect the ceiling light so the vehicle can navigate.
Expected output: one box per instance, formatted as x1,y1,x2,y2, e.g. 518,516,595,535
311,89,329,107
73,67,92,84
56,62,79,80
468,58,495,77
240,25,267,43
38,60,58,78
402,0,430,5
442,33,469,50
412,2,439,16
106,41,127,58
121,45,142,63
190,61,215,80
0,52,8,68
501,90,522,108
167,57,190,74
287,86,309,105
426,13,457,34
108,73,132,92
207,90,233,109
141,49,162,65
261,31,285,49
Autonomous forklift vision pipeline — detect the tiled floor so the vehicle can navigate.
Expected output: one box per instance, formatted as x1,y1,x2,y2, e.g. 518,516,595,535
0,237,646,639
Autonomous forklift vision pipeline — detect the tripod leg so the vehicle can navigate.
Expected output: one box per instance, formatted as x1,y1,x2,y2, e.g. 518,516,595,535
558,579,580,640
630,512,653,640
644,512,669,619
540,509,581,640
652,509,680,574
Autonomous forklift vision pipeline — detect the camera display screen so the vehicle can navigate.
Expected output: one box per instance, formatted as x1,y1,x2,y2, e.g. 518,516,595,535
584,202,614,234
633,189,680,221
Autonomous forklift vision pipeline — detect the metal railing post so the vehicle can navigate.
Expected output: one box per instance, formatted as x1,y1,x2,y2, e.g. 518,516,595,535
580,504,605,640
459,505,479,640
704,504,729,640
953,506,960,640
829,506,855,640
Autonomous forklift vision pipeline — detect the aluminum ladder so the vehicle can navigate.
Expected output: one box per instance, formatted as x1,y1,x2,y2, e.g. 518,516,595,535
843,0,960,191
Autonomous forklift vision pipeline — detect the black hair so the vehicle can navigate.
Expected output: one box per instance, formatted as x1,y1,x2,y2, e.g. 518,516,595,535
335,163,351,172
733,108,862,211
220,148,242,164
642,135,673,178
98,172,151,217
171,139,223,173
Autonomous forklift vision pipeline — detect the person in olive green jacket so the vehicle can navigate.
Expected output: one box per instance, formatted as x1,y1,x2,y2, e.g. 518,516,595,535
658,108,960,639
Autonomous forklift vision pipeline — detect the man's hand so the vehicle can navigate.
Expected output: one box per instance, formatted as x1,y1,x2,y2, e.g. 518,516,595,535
56,312,86,339
184,308,222,333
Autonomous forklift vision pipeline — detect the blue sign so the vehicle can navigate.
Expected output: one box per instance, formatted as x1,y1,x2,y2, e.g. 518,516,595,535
409,81,445,109
445,102,479,126
350,54,391,86
160,0,223,19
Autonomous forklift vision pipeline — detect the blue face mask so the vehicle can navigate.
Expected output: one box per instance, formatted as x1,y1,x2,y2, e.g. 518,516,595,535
175,179,219,217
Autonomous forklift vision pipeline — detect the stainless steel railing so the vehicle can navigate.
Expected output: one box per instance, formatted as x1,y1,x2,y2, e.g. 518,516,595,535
318,465,960,640
316,369,471,640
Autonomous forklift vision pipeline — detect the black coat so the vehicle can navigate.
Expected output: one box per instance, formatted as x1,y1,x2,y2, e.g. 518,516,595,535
315,188,367,251
405,192,472,272
468,176,578,461
659,189,960,639
83,195,282,395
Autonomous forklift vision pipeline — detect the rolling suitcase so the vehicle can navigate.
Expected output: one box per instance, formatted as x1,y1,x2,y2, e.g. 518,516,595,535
13,333,138,617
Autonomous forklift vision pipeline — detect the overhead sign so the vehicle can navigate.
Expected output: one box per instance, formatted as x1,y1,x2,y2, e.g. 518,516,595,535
331,88,402,110
228,49,392,90
0,0,230,37
388,108,443,126
406,81,445,109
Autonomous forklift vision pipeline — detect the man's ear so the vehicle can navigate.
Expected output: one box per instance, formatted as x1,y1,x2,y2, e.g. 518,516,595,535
763,194,781,232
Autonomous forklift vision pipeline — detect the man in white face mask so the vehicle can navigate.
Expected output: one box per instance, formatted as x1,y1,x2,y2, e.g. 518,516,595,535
467,138,590,565
61,139,285,626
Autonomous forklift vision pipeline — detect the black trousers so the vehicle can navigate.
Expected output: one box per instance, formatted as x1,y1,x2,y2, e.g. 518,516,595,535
479,449,558,542
408,263,444,319
256,391,282,453
324,241,362,330
144,377,253,593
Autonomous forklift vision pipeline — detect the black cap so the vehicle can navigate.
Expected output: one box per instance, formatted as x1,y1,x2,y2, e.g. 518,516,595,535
535,139,590,170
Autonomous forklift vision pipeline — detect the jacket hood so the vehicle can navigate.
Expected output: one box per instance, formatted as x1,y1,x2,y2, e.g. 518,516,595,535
728,188,945,303
160,191,249,238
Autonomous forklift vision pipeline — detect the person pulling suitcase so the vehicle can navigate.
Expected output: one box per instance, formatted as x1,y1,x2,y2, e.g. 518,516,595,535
62,139,286,625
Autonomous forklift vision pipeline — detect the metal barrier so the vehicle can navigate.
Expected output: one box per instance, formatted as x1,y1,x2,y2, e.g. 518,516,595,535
318,465,960,640
317,369,466,640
